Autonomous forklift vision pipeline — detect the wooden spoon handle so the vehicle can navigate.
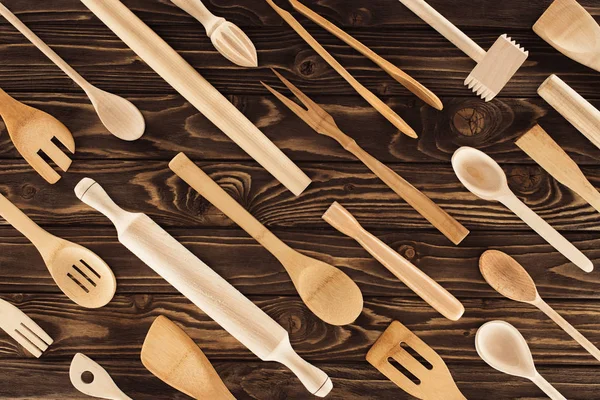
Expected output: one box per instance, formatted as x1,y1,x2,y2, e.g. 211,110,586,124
0,2,88,89
323,202,465,321
531,372,566,400
170,0,221,32
516,124,600,214
289,0,443,110
538,75,600,150
536,298,600,362
348,144,469,245
169,153,290,258
500,192,593,272
0,193,53,249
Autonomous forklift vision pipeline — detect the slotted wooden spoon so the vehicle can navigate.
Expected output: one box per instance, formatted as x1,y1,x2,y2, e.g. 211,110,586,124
169,152,363,326
0,193,116,308
141,316,235,399
0,88,74,184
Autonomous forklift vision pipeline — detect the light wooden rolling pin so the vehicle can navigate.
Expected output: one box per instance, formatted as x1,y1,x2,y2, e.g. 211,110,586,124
74,178,332,397
80,0,310,196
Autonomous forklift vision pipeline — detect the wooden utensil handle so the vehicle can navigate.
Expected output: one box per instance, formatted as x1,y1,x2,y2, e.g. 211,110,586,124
398,0,486,62
536,298,600,362
538,75,600,150
531,372,567,400
0,2,87,89
349,144,469,245
81,0,311,196
170,0,223,33
516,125,600,214
169,153,291,258
0,193,53,248
500,192,593,272
322,202,464,321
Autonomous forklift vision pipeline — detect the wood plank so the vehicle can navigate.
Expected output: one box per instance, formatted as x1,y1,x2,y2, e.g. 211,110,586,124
1,160,600,231
2,94,600,164
0,359,597,400
0,228,598,299
0,294,599,367
0,23,599,98
2,0,599,30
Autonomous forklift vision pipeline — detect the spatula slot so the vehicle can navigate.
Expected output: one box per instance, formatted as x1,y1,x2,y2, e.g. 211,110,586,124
36,149,63,175
401,341,433,370
388,356,421,385
67,272,90,293
80,259,101,279
72,264,97,287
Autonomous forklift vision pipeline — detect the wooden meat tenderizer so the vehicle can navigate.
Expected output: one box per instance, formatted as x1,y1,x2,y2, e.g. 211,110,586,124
367,321,466,400
399,0,528,101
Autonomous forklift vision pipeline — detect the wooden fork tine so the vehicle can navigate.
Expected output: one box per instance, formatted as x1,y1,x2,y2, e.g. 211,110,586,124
13,327,44,358
261,80,314,125
21,317,53,346
17,323,50,352
25,152,61,184
270,69,326,116
40,140,72,172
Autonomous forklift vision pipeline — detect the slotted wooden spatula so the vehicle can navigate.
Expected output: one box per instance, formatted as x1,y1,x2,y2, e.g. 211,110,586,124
366,321,466,400
0,297,53,358
141,316,235,400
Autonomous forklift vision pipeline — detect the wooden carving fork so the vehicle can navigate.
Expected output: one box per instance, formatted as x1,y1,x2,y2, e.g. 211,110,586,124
262,69,468,245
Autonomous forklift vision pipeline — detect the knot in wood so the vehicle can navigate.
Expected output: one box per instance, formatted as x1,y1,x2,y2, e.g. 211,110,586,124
398,244,416,260
452,106,487,137
279,311,303,334
132,294,152,310
299,59,316,77
20,184,37,200
507,165,542,192
349,8,371,26
344,183,355,192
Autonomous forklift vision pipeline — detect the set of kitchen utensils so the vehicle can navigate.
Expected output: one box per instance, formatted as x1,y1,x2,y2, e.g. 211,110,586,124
0,0,598,398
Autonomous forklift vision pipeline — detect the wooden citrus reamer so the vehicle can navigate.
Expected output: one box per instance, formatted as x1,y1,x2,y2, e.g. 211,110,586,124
262,69,468,245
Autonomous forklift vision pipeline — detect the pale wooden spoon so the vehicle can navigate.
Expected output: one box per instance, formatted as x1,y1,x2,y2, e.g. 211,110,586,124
0,2,145,141
479,250,600,363
141,316,235,400
70,353,132,400
452,146,593,273
169,152,363,326
476,320,566,400
0,193,116,308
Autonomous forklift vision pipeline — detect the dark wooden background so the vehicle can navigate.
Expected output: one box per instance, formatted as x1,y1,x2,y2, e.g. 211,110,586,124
0,0,599,398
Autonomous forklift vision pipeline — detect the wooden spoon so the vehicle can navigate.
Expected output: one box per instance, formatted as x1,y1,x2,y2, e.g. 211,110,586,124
70,353,132,400
0,2,145,141
534,0,600,73
0,193,116,308
516,124,600,214
169,152,363,326
452,146,593,273
479,250,600,363
476,320,566,400
141,316,235,400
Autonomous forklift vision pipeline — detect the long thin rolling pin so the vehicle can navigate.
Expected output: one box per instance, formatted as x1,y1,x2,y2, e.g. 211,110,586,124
80,0,310,196
74,178,332,397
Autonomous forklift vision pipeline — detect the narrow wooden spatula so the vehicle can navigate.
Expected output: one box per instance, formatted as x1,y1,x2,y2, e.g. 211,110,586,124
367,321,466,400
141,316,235,400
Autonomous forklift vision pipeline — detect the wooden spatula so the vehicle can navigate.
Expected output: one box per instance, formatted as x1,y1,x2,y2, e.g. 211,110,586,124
0,193,116,308
141,316,235,400
534,0,600,73
366,321,466,400
70,353,132,400
516,124,600,214
0,88,74,184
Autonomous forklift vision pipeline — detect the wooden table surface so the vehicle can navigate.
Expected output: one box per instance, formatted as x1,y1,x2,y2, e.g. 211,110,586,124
1,0,599,398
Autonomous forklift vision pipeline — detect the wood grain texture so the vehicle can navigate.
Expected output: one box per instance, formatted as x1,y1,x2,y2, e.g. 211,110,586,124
1,0,599,398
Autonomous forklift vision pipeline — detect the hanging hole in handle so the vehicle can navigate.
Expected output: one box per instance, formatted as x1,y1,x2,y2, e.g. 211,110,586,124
81,371,94,384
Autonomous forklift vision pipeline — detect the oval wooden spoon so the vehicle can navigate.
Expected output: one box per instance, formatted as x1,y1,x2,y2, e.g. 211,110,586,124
0,193,116,308
0,2,145,141
452,146,593,273
169,153,363,326
141,316,235,400
479,250,600,362
476,320,566,400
